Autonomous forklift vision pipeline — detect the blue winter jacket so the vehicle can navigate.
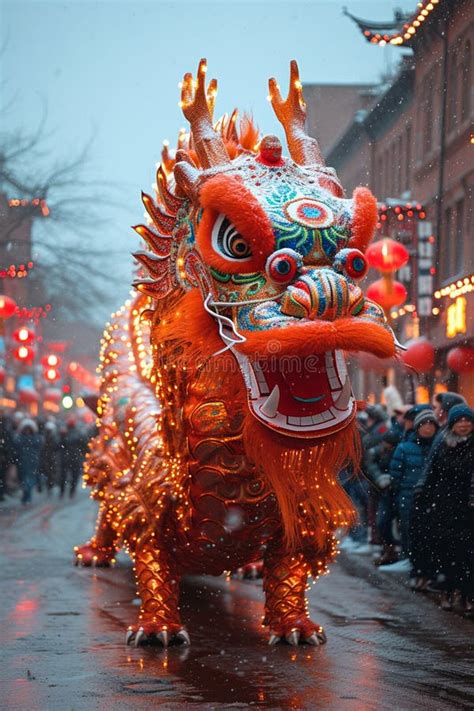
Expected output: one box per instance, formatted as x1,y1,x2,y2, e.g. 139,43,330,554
389,431,434,495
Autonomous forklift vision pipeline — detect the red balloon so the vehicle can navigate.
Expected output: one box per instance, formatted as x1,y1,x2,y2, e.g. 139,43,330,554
446,346,474,373
366,238,409,273
402,338,435,373
366,278,407,309
0,295,17,319
0,366,5,384
18,388,39,404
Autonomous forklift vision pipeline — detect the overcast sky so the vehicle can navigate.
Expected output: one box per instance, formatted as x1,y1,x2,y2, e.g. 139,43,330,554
1,0,416,319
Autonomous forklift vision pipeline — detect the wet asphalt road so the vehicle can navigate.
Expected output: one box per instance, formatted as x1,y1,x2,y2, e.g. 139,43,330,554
1,492,473,711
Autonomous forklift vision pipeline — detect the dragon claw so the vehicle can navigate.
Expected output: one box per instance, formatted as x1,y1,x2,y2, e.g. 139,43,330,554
267,622,326,646
157,630,169,648
286,630,300,646
134,627,145,647
73,543,115,568
176,629,191,646
125,624,190,647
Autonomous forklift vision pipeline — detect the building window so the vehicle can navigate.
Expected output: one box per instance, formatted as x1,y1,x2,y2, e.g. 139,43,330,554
455,199,464,274
462,40,471,121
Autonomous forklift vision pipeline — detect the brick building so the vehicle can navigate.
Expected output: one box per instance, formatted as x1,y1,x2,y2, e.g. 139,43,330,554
305,0,473,403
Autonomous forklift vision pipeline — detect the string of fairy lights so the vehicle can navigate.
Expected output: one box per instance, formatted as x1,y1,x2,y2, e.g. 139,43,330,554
359,0,442,46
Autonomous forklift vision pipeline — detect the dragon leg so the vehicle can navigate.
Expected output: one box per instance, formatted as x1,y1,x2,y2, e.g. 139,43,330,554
74,503,118,567
263,548,326,646
126,546,189,648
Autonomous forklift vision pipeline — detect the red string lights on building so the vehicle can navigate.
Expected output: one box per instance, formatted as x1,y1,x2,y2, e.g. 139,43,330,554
346,0,443,47
377,203,426,230
8,198,50,217
14,303,52,325
0,261,34,279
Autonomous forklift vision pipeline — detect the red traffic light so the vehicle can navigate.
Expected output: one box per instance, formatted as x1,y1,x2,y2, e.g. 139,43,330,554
44,367,60,382
41,353,62,368
13,326,35,344
13,344,35,362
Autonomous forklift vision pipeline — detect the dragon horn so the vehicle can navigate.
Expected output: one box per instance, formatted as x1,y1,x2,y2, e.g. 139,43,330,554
180,58,231,169
268,60,325,168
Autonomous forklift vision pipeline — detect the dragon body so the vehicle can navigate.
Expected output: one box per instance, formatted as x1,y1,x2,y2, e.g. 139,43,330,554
75,60,396,647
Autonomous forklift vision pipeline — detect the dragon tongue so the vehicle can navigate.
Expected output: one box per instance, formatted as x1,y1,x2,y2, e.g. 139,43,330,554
259,385,280,419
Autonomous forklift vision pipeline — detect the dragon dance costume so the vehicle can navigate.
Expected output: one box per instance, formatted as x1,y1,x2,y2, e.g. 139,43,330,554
75,60,396,648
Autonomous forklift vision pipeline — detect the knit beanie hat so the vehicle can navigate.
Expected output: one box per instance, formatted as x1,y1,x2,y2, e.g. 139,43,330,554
413,410,439,431
383,429,403,446
365,405,386,423
438,392,466,413
404,403,432,422
447,404,474,428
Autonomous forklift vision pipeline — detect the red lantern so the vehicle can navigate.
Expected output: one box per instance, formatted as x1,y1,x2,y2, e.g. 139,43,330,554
446,346,474,373
13,326,35,344
0,295,17,319
18,388,39,404
366,278,407,309
402,338,435,373
366,238,409,273
0,365,5,384
43,388,62,403
13,344,35,363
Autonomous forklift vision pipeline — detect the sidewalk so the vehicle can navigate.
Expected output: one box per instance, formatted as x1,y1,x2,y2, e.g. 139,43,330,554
337,547,472,619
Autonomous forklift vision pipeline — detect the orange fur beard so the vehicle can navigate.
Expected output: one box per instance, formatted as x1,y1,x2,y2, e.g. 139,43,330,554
242,415,358,551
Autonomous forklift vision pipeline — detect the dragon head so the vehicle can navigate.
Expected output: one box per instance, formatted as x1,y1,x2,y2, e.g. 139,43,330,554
134,59,396,441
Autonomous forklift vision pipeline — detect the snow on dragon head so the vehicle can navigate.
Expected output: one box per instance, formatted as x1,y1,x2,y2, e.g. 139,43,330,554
134,59,396,440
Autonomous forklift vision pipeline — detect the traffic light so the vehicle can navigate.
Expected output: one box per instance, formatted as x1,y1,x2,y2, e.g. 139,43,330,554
13,326,35,344
41,354,62,368
41,353,62,382
62,395,74,409
13,344,35,363
44,367,60,382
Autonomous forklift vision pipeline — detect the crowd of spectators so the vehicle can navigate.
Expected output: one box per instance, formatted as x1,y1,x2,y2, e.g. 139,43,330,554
0,410,93,506
341,392,474,614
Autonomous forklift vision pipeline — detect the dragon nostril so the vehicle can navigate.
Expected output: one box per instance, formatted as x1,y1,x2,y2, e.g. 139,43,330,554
266,248,302,284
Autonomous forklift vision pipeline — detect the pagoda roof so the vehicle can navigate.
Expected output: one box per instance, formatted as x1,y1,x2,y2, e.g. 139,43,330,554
343,1,444,47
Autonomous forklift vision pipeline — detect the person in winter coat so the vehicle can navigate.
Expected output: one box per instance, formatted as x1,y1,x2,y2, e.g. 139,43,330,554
387,409,439,569
59,419,89,498
365,429,402,565
40,421,60,493
362,405,389,546
418,404,474,611
13,419,43,505
0,413,14,501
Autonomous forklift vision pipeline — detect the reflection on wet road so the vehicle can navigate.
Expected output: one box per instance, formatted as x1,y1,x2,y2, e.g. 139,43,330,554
1,494,473,710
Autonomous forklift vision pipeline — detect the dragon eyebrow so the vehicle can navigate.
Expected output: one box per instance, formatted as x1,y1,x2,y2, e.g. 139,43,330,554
199,174,275,262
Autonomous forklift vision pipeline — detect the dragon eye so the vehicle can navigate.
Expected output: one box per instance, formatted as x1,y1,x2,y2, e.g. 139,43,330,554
212,214,252,261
